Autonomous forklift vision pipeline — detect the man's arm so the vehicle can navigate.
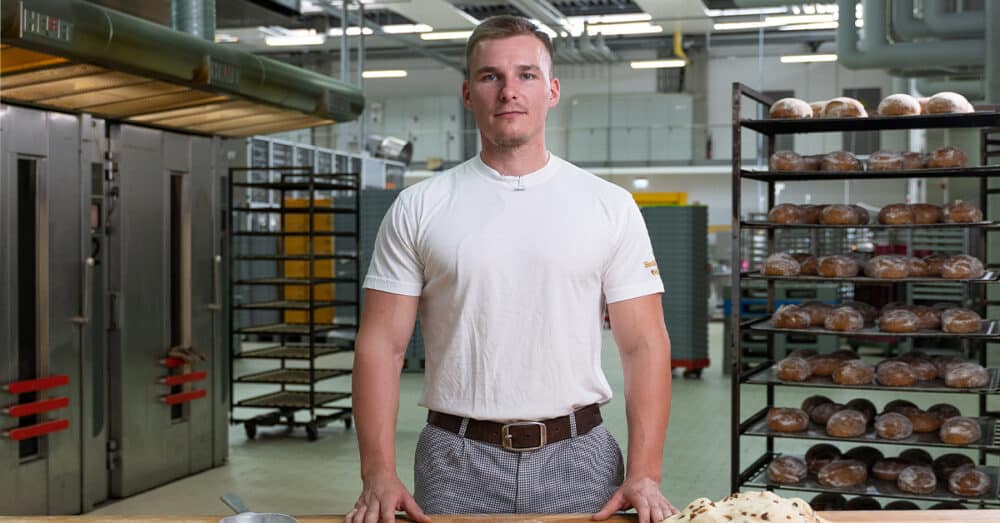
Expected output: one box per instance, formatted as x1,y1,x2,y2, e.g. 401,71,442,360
594,293,676,523
346,289,429,523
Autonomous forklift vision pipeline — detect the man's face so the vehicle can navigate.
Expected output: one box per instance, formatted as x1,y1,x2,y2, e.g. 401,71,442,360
463,34,560,150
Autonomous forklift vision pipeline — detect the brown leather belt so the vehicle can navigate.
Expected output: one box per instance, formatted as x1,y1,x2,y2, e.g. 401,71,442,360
427,404,602,452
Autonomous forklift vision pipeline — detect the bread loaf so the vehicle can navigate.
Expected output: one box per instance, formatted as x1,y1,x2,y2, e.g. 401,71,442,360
877,94,921,116
770,97,813,119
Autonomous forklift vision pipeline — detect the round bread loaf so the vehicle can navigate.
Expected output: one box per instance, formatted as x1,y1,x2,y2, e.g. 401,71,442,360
878,203,914,224
809,100,828,118
864,255,909,279
776,356,812,382
878,94,921,116
878,309,920,334
767,407,810,432
928,145,969,168
818,460,868,487
923,254,948,276
905,257,932,277
801,394,833,414
807,355,842,378
903,408,942,433
877,360,917,386
873,458,909,481
884,500,920,510
902,151,928,170
868,150,904,171
908,306,941,330
899,448,933,466
818,255,860,277
875,412,913,440
944,362,989,388
773,304,810,329
842,301,877,323
762,252,801,275
810,493,846,511
770,151,805,171
800,204,822,223
929,403,962,421
917,96,931,114
851,205,871,224
832,359,874,384
844,446,884,469
940,416,982,445
941,308,983,333
824,97,868,118
941,254,985,280
770,97,813,119
934,453,975,480
825,307,865,332
949,468,991,497
932,355,968,376
943,200,983,223
821,151,863,171
846,399,877,424
927,91,974,114
827,409,868,438
844,497,881,511
898,465,937,494
798,301,832,327
810,402,846,425
907,357,938,380
768,455,808,485
767,203,804,224
802,155,824,171
883,399,918,414
791,253,818,275
806,443,842,475
911,203,942,224
819,204,860,225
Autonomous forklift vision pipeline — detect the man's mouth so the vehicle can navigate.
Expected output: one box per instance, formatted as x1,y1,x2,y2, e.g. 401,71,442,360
495,110,526,118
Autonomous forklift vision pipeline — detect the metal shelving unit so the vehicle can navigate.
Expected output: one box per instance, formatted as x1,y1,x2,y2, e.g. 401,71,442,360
228,166,359,441
730,82,1000,509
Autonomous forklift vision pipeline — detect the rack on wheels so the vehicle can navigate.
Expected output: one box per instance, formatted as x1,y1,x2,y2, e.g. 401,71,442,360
228,166,360,440
730,82,1000,509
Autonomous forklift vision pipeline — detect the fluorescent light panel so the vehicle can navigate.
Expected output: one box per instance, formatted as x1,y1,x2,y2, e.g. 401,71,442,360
630,59,686,69
381,23,433,34
362,70,407,78
420,30,473,40
780,53,838,63
779,22,839,31
587,22,663,36
715,13,839,31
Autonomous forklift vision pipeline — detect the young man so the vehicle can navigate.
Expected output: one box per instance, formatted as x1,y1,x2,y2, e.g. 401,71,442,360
346,15,676,523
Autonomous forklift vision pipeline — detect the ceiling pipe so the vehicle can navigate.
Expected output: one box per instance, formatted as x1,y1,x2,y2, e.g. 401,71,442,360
837,0,985,69
913,77,985,100
171,0,214,40
924,0,984,34
890,0,935,40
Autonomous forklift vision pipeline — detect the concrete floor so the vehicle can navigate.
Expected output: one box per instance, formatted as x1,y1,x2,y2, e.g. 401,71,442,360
89,323,994,515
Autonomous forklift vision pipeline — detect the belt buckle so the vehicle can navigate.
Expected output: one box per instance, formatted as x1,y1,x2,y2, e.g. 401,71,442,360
501,421,546,451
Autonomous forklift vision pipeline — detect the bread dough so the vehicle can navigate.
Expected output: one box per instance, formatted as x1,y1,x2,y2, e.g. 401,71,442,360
663,490,828,523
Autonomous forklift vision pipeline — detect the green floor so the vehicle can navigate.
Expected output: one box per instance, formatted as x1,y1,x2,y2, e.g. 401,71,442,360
89,323,996,515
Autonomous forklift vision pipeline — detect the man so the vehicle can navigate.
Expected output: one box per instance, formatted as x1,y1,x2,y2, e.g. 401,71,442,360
346,15,676,523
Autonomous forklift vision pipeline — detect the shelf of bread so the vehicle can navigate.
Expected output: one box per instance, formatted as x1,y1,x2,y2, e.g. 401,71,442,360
742,220,1000,230
742,454,1000,507
742,112,1000,135
748,318,998,339
741,165,1000,182
743,271,998,285
742,364,1000,395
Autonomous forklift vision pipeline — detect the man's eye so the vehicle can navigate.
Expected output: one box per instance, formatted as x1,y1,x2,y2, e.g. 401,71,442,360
521,73,536,80
481,74,496,81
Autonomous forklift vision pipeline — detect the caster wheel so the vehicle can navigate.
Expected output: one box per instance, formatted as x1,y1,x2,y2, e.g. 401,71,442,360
244,422,257,440
306,424,318,441
682,369,703,379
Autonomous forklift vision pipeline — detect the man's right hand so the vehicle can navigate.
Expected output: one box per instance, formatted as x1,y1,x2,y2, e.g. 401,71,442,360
345,470,430,523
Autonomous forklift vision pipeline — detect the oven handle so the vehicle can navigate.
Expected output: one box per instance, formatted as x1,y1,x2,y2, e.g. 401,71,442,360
71,257,95,324
208,254,222,311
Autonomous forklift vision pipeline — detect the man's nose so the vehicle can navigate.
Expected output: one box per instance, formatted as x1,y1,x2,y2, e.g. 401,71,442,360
499,82,518,101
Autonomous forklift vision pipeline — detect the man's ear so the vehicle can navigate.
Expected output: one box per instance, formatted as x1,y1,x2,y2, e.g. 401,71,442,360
462,78,473,110
547,77,560,107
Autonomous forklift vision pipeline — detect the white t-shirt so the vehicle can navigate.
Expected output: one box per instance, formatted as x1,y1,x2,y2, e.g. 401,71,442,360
363,153,664,422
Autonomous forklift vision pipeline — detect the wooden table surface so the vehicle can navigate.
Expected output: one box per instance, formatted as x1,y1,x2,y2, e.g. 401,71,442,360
2,511,997,523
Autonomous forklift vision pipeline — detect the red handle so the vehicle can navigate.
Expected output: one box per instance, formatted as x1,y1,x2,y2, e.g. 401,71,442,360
3,375,69,394
160,357,186,368
161,389,206,405
4,397,70,417
159,371,207,387
3,419,69,440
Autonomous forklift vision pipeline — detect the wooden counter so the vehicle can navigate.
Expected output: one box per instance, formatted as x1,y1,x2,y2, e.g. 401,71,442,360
2,511,996,523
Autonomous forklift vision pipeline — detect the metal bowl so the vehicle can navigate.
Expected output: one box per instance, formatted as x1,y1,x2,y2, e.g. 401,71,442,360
220,513,299,523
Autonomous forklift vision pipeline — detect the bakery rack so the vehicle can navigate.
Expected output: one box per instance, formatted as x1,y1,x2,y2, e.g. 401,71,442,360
228,165,359,440
730,82,1000,509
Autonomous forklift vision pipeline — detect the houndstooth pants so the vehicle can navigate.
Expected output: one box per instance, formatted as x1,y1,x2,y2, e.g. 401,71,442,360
413,418,624,514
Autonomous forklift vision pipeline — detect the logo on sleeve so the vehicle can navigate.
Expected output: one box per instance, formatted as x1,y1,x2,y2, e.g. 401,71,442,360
643,260,659,275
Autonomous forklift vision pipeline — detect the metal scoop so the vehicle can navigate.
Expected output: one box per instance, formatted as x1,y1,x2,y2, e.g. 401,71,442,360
220,492,299,523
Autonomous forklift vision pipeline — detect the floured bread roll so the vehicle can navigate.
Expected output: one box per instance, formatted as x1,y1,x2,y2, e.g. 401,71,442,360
824,97,867,118
662,490,829,523
878,94,921,116
927,91,974,114
770,98,813,119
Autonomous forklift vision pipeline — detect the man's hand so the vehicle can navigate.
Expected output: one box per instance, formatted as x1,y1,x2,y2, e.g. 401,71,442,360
593,476,678,523
345,470,430,523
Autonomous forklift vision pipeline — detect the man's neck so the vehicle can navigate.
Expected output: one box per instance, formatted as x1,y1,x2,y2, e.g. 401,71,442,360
479,140,549,176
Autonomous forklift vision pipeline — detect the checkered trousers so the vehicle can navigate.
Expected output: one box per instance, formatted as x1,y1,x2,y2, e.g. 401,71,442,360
413,421,624,514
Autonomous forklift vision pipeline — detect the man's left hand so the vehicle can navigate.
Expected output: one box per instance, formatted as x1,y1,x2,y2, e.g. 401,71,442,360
593,476,678,523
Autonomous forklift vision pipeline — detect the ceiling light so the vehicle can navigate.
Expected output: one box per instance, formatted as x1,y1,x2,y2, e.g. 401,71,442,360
704,7,788,17
420,30,473,41
586,22,663,36
575,13,652,24
778,22,839,31
630,59,686,69
532,21,558,39
214,33,239,43
381,23,433,34
362,70,408,79
632,178,650,190
764,14,836,25
713,21,770,31
265,30,325,46
780,53,838,63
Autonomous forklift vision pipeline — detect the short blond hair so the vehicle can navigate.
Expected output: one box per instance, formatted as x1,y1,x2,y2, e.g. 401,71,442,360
465,15,554,76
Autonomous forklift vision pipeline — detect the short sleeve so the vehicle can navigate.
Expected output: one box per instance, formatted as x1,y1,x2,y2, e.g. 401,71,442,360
363,196,424,296
602,200,664,303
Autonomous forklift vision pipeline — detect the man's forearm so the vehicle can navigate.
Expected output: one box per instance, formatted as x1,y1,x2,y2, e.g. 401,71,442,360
353,339,406,480
621,336,672,481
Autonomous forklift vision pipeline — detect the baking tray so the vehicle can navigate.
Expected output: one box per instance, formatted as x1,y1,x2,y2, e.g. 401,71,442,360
742,416,999,451
743,364,1000,395
743,454,1000,506
236,342,354,360
235,368,351,385
742,271,998,285
748,318,999,339
741,111,1000,135
236,390,351,409
740,165,1000,182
